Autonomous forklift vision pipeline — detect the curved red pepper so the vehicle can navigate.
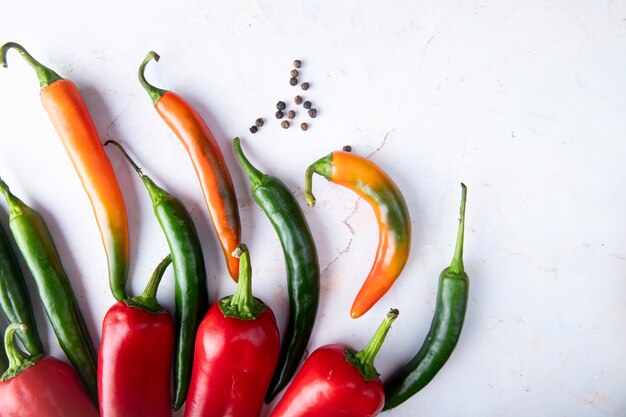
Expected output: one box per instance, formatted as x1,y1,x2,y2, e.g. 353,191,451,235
185,244,279,417
269,309,398,417
0,323,99,417
98,256,174,417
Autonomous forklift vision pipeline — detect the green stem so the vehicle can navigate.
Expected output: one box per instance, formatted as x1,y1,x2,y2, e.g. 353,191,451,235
0,42,63,89
448,183,467,275
138,51,167,105
104,140,169,205
304,154,332,207
127,254,172,313
347,309,399,380
0,177,31,219
219,244,265,320
1,323,39,381
232,137,265,190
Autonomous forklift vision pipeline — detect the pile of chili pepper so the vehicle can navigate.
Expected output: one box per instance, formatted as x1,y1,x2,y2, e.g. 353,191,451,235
0,41,474,416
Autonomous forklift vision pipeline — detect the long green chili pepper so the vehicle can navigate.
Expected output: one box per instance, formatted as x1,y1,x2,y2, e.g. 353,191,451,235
0,178,98,405
105,140,208,410
383,183,469,411
232,137,320,402
0,221,44,357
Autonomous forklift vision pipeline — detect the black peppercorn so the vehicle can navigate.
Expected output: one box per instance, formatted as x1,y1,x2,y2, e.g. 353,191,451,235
281,120,290,129
308,108,317,118
342,145,352,152
289,77,298,86
291,69,299,77
255,118,264,127
275,110,284,119
294,95,303,105
287,110,296,119
301,123,309,131
293,59,301,68
249,125,258,134
303,101,311,109
276,101,286,111
301,82,310,90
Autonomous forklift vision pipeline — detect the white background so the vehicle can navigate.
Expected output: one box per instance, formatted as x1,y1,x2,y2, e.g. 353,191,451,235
1,1,626,416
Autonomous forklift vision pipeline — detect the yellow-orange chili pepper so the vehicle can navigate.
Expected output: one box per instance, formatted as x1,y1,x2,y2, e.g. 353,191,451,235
0,42,130,301
138,52,241,281
305,150,411,318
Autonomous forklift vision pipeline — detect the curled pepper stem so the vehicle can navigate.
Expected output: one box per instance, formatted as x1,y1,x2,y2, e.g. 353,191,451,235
0,42,63,89
304,154,332,207
232,137,265,190
348,309,399,380
219,243,265,320
128,254,172,313
448,183,467,275
138,51,167,105
1,323,38,381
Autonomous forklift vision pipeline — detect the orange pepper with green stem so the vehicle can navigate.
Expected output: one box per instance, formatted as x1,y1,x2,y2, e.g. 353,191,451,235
138,51,241,281
0,42,130,301
305,150,411,318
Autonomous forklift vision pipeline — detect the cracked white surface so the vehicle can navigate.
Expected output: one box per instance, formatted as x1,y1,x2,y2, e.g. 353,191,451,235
1,1,626,416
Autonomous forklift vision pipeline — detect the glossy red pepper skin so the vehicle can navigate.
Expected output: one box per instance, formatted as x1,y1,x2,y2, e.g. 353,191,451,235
0,356,99,417
185,244,279,417
268,345,384,417
185,300,279,417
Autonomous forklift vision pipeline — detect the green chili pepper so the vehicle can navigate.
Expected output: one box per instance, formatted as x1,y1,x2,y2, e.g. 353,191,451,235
383,183,469,411
0,178,98,405
105,140,208,410
0,221,44,357
232,137,320,402
0,324,6,373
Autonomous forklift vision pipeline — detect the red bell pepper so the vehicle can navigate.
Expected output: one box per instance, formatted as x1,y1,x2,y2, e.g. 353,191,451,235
269,309,399,417
185,244,279,417
0,323,99,417
98,255,174,417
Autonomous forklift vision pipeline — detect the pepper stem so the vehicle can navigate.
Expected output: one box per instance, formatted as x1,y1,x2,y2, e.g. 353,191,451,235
138,51,167,105
104,140,144,177
219,244,265,320
232,137,266,190
0,42,63,89
304,154,332,207
1,323,39,381
448,183,467,275
347,309,399,380
0,177,31,219
127,255,172,313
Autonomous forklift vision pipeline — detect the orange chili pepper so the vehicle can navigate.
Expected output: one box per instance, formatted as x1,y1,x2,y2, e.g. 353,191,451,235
305,150,411,318
138,52,241,281
0,43,130,301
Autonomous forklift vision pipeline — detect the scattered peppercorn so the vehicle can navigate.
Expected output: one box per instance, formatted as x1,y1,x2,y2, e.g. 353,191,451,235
342,145,352,152
281,121,290,129
255,118,264,127
291,69,299,77
294,95,303,105
303,101,312,109
301,82,310,90
308,108,317,118
249,125,258,134
275,110,284,119
293,60,301,68
287,110,296,119
276,101,286,111
289,77,298,86
301,123,309,131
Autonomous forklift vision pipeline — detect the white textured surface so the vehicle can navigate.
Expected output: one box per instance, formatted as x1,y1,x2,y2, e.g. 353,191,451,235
1,1,626,416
